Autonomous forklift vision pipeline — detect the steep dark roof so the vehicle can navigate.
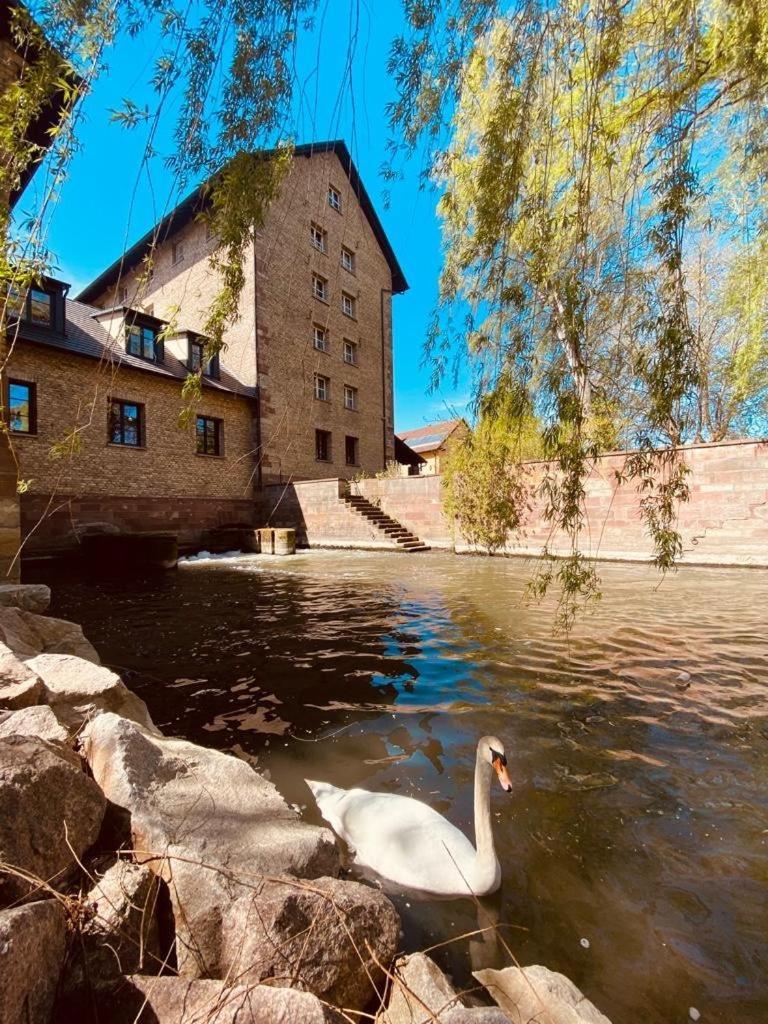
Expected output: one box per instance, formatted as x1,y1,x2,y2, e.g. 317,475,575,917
8,297,255,398
76,140,408,303
1,2,83,209
397,418,466,453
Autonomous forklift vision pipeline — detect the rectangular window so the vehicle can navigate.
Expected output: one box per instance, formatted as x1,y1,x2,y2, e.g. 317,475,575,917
344,385,358,411
341,247,355,273
314,374,330,401
171,240,184,266
345,435,358,466
188,339,220,378
6,286,25,323
108,399,143,447
8,380,36,435
117,285,128,305
196,415,222,456
312,274,328,302
315,429,331,462
205,220,216,241
310,223,327,252
313,325,329,352
328,185,341,212
341,292,356,318
343,339,358,365
28,289,52,325
126,323,162,362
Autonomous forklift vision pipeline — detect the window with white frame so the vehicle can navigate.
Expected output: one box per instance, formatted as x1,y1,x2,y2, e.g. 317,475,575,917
313,325,329,352
328,185,341,212
171,239,184,266
344,385,358,410
343,339,358,365
314,374,330,401
312,274,328,301
341,246,355,273
310,223,327,252
341,291,356,318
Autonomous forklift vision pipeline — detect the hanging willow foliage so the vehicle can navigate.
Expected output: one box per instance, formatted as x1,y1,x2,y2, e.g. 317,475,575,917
387,0,768,625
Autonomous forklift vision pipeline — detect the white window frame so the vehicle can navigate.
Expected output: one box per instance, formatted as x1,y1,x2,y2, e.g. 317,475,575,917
171,239,184,266
313,325,329,352
341,247,355,273
328,185,341,212
344,385,358,411
313,274,328,301
343,339,358,365
314,374,330,401
341,291,356,318
310,223,327,252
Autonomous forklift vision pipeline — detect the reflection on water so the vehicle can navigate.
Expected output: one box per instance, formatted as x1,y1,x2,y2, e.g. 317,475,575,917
35,551,768,1024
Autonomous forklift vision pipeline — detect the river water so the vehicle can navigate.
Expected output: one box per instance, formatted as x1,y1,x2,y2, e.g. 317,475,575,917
36,550,767,1023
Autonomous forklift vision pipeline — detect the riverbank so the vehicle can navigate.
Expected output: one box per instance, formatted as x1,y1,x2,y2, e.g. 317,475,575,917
0,581,613,1023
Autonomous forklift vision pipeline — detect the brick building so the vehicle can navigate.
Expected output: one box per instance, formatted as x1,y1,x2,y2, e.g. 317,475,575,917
5,141,408,554
2,2,80,572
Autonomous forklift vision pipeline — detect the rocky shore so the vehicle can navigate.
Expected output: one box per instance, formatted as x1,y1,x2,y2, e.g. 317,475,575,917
0,584,611,1024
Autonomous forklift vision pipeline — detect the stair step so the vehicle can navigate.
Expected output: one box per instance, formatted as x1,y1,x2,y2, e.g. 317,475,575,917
342,494,428,552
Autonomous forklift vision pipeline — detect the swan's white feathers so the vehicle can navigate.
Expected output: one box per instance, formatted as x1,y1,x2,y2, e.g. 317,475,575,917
308,784,484,896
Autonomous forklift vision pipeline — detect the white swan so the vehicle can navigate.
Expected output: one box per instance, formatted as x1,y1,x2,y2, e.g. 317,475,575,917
305,735,512,897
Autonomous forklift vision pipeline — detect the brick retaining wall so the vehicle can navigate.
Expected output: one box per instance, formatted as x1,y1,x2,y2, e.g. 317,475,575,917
20,494,256,556
359,439,768,566
256,478,400,549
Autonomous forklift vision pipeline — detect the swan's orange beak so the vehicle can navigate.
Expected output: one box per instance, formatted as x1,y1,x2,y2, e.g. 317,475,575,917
492,754,513,793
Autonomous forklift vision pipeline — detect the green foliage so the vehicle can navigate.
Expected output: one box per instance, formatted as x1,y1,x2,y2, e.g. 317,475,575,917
388,0,768,620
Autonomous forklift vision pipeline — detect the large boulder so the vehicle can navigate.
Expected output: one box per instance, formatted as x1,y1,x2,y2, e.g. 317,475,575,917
0,607,100,663
82,713,340,977
0,584,51,614
0,735,106,905
91,976,345,1023
25,653,155,731
0,705,69,745
0,900,67,1024
0,644,44,711
381,952,462,1023
474,966,611,1024
222,875,400,1012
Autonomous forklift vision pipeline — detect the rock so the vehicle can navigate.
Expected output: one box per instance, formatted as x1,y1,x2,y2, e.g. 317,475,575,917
0,900,67,1024
0,705,69,745
0,584,51,614
381,952,462,1023
442,1011,511,1023
474,966,611,1024
0,644,44,710
25,653,155,731
82,713,340,977
0,735,106,905
91,976,345,1022
222,875,400,1011
0,607,100,663
63,858,162,994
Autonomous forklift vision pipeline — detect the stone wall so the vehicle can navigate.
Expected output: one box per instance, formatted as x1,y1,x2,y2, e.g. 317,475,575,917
263,440,768,567
257,478,398,549
362,439,768,566
20,494,255,555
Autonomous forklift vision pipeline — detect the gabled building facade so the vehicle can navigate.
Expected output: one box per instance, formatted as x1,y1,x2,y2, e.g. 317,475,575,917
4,142,408,554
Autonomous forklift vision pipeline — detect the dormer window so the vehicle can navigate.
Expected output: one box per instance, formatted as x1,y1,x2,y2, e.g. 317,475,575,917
7,285,52,326
189,338,220,379
126,322,163,363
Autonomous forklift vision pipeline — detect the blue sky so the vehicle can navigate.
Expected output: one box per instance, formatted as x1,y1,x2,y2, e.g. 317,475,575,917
19,2,473,433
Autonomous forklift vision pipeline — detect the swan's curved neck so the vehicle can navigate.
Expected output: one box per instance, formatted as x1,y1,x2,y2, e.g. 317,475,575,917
473,743,498,877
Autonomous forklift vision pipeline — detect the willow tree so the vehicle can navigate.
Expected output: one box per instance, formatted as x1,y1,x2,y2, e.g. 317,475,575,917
387,0,768,624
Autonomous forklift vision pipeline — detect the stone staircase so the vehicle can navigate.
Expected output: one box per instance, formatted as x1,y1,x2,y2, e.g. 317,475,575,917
342,493,430,552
